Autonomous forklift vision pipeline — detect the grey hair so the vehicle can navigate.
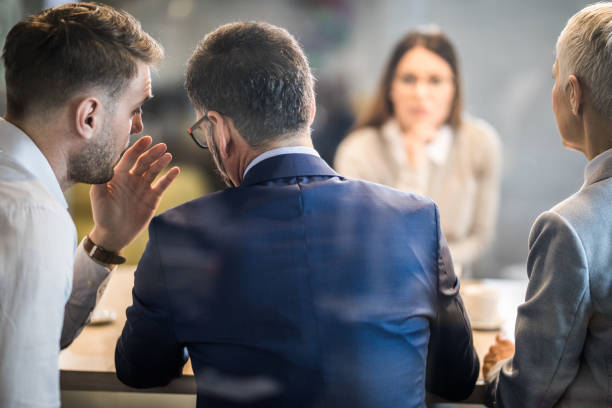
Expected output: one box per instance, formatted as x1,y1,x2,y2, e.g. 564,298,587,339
556,2,612,119
185,21,316,147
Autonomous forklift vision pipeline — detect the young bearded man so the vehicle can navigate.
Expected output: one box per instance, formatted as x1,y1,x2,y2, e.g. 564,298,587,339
0,3,179,406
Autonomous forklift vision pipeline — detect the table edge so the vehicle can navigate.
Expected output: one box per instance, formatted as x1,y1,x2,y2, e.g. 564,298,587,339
60,370,486,403
60,370,196,394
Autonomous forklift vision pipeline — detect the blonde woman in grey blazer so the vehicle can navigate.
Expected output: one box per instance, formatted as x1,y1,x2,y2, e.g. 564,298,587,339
484,3,612,407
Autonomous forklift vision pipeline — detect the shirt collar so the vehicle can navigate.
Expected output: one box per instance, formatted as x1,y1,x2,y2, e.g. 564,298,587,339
0,118,67,208
583,147,612,188
427,125,453,166
243,146,320,180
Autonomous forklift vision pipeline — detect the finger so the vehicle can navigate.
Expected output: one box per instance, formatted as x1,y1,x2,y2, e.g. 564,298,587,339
142,153,173,184
131,143,168,176
486,346,498,356
152,166,180,194
114,136,153,173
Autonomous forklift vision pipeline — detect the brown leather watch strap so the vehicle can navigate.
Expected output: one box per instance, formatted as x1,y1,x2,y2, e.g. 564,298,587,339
83,235,126,265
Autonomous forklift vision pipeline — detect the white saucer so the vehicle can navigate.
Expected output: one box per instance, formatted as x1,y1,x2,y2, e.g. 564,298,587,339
89,309,117,326
471,319,504,331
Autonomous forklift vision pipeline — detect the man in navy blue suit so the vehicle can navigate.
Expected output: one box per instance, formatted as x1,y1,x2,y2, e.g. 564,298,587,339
115,21,479,407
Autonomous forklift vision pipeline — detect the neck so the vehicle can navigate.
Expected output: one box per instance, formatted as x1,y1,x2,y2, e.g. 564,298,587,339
4,113,73,191
236,132,314,184
582,108,612,160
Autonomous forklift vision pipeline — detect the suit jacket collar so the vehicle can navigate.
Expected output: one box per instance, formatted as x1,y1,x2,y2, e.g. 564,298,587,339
241,153,340,186
584,147,612,187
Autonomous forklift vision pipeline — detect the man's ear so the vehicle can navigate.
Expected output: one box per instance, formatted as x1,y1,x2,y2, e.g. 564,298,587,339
74,97,101,140
309,101,316,126
567,74,583,116
208,111,232,159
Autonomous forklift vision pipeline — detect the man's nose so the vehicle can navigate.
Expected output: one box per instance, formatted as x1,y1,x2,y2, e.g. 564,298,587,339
131,113,143,134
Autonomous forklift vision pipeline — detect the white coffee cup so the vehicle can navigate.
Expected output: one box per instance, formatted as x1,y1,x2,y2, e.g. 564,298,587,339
461,285,502,329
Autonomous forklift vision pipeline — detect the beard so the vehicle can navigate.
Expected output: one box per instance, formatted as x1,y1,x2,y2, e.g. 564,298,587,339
207,124,235,188
68,115,122,185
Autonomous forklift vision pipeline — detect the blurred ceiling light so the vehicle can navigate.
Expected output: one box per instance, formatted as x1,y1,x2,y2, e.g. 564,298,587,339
168,0,194,20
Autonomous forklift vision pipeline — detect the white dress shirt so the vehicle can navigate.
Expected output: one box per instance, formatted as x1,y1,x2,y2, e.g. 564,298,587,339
0,118,111,407
243,146,320,179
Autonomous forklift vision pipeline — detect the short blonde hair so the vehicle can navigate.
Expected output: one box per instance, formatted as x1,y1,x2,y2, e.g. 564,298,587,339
556,2,612,119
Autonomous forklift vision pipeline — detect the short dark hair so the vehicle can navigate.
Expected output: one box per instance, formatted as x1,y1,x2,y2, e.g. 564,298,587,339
355,29,463,131
2,1,163,119
185,22,315,147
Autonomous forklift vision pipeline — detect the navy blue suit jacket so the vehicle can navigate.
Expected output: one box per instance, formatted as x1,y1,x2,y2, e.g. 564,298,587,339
116,153,478,407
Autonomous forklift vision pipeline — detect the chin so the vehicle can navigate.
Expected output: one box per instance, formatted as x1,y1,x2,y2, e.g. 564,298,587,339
87,169,115,185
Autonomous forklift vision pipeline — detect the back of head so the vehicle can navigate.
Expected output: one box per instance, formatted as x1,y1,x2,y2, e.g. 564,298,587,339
185,22,315,148
557,2,612,120
2,1,163,120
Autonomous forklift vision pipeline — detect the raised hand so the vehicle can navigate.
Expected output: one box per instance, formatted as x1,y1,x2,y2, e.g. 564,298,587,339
88,136,180,252
402,122,438,168
483,334,515,378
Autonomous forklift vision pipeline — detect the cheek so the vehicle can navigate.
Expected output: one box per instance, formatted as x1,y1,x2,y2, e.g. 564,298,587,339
389,82,419,119
389,81,405,108
552,87,559,115
114,117,132,145
551,86,573,144
125,115,136,135
433,86,455,119
552,86,566,130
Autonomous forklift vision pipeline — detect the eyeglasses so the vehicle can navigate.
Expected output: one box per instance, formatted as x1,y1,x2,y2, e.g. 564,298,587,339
187,115,209,149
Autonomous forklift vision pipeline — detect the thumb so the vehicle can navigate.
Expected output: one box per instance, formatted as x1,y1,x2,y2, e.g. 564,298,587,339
89,181,108,201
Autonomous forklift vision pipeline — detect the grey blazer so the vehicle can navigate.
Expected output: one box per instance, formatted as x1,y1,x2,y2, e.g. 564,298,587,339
488,148,612,407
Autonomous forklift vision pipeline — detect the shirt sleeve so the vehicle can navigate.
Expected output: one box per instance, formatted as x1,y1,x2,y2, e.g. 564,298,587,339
60,240,112,349
448,124,502,265
426,204,480,401
0,205,74,407
487,211,591,407
115,218,187,388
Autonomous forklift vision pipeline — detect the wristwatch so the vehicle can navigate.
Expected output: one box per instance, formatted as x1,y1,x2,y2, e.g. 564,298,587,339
83,235,126,266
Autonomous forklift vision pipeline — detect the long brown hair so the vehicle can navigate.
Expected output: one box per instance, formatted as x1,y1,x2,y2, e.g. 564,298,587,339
354,29,463,131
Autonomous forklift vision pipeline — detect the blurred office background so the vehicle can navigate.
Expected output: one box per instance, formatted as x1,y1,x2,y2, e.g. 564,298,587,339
0,0,593,278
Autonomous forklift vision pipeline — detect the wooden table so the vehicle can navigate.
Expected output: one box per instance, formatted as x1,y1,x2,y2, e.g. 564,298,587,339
59,266,195,393
59,267,527,402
